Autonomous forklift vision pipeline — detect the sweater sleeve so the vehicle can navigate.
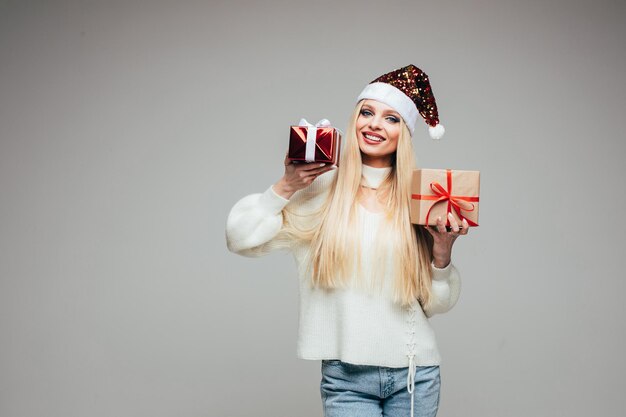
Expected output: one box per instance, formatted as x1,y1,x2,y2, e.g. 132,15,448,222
226,169,337,258
225,184,291,257
423,261,462,318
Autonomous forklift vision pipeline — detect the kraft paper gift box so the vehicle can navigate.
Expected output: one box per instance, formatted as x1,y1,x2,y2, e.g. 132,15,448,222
288,119,341,167
410,168,480,227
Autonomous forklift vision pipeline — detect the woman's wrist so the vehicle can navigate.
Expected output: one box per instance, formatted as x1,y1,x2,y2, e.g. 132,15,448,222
432,257,451,269
273,178,296,200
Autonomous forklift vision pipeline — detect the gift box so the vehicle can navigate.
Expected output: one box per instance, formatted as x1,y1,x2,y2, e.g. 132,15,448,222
288,119,341,166
410,168,480,227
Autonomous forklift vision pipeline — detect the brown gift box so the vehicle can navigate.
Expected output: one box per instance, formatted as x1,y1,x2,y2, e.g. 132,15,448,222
288,124,341,167
410,168,480,227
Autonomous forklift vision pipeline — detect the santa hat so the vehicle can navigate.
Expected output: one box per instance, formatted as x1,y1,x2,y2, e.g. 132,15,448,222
356,65,445,140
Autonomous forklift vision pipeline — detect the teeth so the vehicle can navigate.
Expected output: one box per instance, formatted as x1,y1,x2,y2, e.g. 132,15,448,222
364,133,384,142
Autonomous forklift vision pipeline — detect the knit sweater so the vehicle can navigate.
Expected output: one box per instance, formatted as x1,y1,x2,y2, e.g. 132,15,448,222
225,164,461,369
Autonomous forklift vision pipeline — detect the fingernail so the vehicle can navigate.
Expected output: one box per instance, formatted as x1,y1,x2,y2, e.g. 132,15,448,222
319,163,326,166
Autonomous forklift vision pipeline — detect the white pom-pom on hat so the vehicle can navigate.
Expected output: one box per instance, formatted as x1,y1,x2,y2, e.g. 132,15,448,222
428,124,445,140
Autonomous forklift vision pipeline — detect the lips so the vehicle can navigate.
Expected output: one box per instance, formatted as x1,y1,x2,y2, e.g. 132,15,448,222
362,131,385,144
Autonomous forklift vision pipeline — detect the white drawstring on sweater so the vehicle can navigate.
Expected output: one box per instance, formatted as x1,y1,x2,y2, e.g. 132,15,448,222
407,353,417,417
405,300,419,417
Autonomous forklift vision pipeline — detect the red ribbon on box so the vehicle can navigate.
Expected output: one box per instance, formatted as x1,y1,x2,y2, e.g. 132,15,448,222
411,169,479,227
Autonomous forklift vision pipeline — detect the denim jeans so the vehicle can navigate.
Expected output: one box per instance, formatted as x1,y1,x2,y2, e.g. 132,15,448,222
320,360,440,417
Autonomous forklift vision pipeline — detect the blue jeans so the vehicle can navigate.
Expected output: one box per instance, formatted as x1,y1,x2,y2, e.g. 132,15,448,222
320,360,440,417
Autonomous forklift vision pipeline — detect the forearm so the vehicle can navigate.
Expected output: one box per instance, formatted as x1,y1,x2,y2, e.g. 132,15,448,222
225,185,290,255
424,261,461,318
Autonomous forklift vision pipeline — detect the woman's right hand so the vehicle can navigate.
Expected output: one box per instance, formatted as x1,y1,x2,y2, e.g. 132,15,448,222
272,152,336,199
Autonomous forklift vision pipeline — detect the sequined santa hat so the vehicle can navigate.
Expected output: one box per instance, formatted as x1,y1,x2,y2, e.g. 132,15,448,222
356,64,445,140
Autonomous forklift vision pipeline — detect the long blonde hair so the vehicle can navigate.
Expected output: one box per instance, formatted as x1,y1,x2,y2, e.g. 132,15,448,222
280,101,434,308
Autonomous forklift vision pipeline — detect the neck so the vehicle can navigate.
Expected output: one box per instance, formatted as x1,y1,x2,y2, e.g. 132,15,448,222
361,163,392,189
361,156,393,168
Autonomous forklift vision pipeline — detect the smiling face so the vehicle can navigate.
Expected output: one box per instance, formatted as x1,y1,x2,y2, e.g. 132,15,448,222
356,99,403,168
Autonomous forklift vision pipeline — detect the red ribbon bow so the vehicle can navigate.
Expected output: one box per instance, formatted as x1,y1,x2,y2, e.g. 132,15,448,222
411,169,479,227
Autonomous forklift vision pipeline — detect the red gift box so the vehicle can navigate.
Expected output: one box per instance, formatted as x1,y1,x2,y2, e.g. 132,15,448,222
410,168,480,227
288,119,341,166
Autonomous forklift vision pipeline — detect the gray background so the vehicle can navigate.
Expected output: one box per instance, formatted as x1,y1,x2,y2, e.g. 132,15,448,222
1,0,625,416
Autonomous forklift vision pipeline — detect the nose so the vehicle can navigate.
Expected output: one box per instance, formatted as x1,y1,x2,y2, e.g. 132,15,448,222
368,114,383,129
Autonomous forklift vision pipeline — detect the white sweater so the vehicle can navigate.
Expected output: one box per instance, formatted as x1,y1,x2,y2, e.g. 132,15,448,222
225,164,461,370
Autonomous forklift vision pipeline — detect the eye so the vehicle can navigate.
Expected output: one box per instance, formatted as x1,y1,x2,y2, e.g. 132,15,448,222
360,109,373,117
386,116,400,123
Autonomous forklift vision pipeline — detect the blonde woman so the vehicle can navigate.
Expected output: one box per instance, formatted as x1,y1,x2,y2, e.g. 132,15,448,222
226,65,469,417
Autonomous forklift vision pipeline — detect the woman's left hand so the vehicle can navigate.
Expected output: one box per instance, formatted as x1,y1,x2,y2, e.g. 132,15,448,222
425,212,469,268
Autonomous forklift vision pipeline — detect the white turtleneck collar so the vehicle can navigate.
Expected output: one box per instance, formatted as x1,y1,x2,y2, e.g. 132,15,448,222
361,163,392,188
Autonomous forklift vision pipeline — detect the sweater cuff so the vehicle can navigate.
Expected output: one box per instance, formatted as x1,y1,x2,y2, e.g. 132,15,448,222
258,185,290,215
431,260,452,282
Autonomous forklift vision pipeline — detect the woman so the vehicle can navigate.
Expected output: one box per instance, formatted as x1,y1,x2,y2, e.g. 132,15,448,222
226,65,468,417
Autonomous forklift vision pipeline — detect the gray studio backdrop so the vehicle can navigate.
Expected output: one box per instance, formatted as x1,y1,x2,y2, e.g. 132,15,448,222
1,1,624,416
